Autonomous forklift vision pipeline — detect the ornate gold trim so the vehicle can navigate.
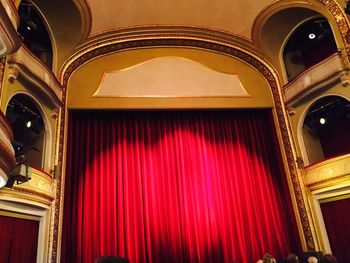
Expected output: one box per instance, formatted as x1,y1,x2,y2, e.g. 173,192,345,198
61,26,262,76
11,186,54,202
52,36,316,262
318,193,350,203
47,0,350,258
0,188,52,207
316,1,350,66
306,153,350,171
0,209,41,221
318,0,350,35
308,174,350,192
7,45,63,107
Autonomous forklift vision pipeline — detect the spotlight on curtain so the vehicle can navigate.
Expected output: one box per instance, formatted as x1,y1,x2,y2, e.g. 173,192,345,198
62,110,301,263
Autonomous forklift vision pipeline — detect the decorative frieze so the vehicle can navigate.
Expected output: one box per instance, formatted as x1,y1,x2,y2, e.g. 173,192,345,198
305,154,350,191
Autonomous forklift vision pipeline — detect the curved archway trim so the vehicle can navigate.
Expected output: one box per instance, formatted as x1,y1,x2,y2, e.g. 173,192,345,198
53,37,316,262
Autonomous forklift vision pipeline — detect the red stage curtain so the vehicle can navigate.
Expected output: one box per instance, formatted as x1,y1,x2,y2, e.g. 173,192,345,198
62,110,300,263
321,198,350,263
0,215,39,263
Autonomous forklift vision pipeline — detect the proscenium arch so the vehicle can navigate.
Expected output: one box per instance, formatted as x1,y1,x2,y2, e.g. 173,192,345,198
52,35,316,261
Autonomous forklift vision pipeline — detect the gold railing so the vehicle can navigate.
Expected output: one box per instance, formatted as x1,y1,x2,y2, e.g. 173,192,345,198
304,154,350,191
7,45,63,107
284,53,348,105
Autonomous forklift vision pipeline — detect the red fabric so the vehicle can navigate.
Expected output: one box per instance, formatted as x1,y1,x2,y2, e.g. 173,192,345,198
62,110,300,263
0,215,39,263
321,198,350,263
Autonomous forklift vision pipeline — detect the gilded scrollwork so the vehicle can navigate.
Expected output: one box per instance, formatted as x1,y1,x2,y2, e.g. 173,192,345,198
53,37,316,262
48,1,350,259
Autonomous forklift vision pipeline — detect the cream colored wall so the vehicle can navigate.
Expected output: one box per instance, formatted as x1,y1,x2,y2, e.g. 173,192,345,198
67,47,274,109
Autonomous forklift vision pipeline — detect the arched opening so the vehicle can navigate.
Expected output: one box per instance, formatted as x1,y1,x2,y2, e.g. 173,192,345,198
283,18,338,81
5,94,45,169
18,0,53,68
302,95,350,164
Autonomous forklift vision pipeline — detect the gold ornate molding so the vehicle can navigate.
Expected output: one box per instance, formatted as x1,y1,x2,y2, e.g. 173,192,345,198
284,52,347,105
305,154,350,191
0,167,54,207
316,0,350,60
7,45,63,108
52,35,316,262
317,0,350,35
63,25,262,77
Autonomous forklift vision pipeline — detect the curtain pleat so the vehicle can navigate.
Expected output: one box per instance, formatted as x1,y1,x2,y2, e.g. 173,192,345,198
0,215,39,263
62,110,300,263
321,198,350,263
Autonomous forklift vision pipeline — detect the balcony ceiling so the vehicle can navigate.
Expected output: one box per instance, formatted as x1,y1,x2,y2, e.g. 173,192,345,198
86,0,274,39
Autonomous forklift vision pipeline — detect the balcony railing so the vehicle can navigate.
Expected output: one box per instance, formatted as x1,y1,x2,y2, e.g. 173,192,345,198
304,154,350,191
283,53,348,106
7,44,63,107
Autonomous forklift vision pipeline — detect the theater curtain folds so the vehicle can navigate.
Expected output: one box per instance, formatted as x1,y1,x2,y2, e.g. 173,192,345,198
0,215,39,263
62,110,300,263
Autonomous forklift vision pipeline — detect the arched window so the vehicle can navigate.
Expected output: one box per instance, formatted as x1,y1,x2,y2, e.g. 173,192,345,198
6,94,45,169
283,18,337,81
18,0,53,68
302,96,350,164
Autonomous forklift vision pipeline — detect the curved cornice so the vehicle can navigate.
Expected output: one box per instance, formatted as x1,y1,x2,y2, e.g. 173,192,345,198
73,0,92,41
61,26,262,80
8,45,63,108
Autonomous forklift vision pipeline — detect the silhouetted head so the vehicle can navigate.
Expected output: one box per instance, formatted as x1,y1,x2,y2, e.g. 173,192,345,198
264,253,277,263
287,253,299,263
322,254,337,263
95,256,130,263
